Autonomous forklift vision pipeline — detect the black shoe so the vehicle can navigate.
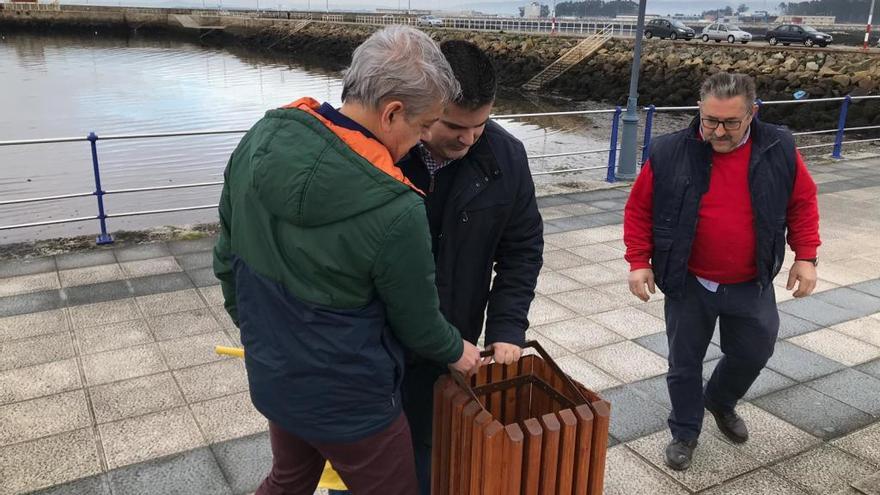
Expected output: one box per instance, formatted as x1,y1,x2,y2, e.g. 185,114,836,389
665,438,698,471
705,401,749,444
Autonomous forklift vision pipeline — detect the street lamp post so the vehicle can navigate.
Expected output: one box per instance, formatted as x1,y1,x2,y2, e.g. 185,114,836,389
864,0,876,50
616,0,649,179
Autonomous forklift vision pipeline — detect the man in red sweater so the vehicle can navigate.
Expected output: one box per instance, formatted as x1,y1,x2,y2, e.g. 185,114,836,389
624,73,820,471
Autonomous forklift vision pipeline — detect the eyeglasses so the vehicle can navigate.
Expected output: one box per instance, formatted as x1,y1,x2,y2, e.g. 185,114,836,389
701,113,752,131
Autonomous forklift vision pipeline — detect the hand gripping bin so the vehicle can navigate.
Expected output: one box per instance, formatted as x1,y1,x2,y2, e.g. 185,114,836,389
431,341,611,495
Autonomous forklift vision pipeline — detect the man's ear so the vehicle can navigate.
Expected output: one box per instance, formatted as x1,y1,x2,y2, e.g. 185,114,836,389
379,100,405,132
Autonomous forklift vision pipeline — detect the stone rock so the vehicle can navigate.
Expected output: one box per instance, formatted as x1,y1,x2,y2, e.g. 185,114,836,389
832,74,851,86
806,61,820,71
765,57,782,66
772,52,785,60
819,66,840,77
783,58,798,71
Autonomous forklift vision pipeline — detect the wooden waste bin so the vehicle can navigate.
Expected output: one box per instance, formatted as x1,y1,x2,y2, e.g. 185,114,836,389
431,341,611,495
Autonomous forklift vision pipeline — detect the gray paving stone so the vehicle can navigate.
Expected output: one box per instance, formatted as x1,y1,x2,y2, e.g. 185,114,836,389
0,289,65,318
63,280,132,307
120,257,182,279
631,374,674,409
0,358,81,406
600,385,670,442
173,359,248,403
857,359,880,380
198,286,225,308
107,447,232,495
129,272,194,297
777,297,862,326
546,214,607,232
75,319,154,355
537,194,577,207
68,299,141,329
772,445,879,495
0,332,74,372
568,188,630,202
0,308,68,342
212,432,272,495
58,264,124,288
158,331,232,370
852,279,880,298
531,317,623,353
636,332,722,362
0,428,101,495
814,287,880,315
99,407,205,469
136,289,204,317
580,341,668,383
191,391,267,443
806,368,880,415
542,222,564,234
148,308,221,341
588,199,626,211
766,341,846,382
698,469,809,495
114,243,172,263
0,390,91,446
550,287,628,316
852,472,880,495
702,357,797,401
778,312,822,339
704,403,820,463
55,250,117,270
29,474,111,495
90,372,186,424
81,343,168,386
602,445,688,495
167,237,217,255
175,251,214,271
187,267,221,288
554,354,621,391
0,272,61,298
752,385,874,439
0,256,55,278
541,249,589,271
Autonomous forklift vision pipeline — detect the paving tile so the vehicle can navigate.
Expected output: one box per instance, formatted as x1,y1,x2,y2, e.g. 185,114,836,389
833,422,880,467
75,319,153,355
852,279,880,298
211,306,238,330
175,251,214,271
703,403,820,463
173,359,249,403
81,343,168,386
702,358,797,401
556,202,605,216
0,332,74,372
559,263,621,286
538,194,577,207
752,385,874,440
766,341,846,382
99,406,205,469
636,331,722,362
0,289,65,318
546,213,607,232
544,225,622,248
158,331,233,370
128,272,194,296
212,432,272,495
191,391,268,443
580,341,668,383
68,298,141,329
771,445,878,495
777,297,862,327
550,287,628,316
589,199,627,211
63,280,132,307
187,267,220,288
698,469,809,495
0,308,68,342
535,271,585,295
814,287,880,315
832,316,880,347
29,475,111,495
89,372,186,423
114,243,172,262
541,249,589,271
199,285,225,308
527,296,577,326
119,256,183,279
631,374,673,409
777,312,822,339
789,329,880,366
167,237,217,256
806,368,880,415
147,307,222,342
0,272,60,298
0,256,56,278
531,317,623,353
601,385,670,442
858,359,880,380
0,390,91,446
626,430,763,492
136,289,204,317
568,188,629,202
639,299,667,319
594,280,649,304
852,472,880,495
523,329,571,359
57,264,124,288
590,306,666,339
0,428,101,495
568,242,625,264
602,444,688,495
0,358,81,406
55,250,117,270
107,447,232,495
554,354,621,391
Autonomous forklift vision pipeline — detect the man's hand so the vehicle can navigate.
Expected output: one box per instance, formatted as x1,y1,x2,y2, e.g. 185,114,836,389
787,260,818,298
449,340,482,376
628,268,656,302
482,342,522,366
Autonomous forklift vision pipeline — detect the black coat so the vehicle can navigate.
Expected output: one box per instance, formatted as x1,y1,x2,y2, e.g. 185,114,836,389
398,120,544,346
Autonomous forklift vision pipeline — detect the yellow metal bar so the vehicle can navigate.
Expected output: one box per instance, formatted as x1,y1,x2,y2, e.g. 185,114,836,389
214,345,245,358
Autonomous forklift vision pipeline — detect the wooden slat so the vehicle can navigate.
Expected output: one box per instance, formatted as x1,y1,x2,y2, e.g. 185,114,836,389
587,400,611,495
501,423,525,495
480,420,505,495
457,401,482,495
521,418,543,495
538,413,561,495
468,410,493,495
489,363,505,419
431,377,449,495
503,361,519,424
447,391,471,493
518,356,536,421
437,379,459,495
556,409,578,495
572,404,595,495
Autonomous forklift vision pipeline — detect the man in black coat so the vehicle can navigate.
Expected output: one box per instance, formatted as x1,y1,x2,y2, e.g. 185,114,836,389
398,40,544,494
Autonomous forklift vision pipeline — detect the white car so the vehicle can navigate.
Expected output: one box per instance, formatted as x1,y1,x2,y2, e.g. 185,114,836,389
417,15,443,27
701,23,753,44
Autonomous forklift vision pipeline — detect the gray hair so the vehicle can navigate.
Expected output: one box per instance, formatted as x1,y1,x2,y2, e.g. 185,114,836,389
699,73,757,109
342,25,461,117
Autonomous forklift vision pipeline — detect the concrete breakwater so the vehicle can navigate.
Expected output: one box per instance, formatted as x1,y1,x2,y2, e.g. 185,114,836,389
2,7,879,130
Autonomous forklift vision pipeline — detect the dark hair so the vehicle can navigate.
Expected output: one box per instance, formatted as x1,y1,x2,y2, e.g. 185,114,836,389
439,40,497,110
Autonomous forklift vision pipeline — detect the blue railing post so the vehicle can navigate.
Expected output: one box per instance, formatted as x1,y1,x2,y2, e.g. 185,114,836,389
88,132,114,245
755,98,763,117
641,104,655,165
606,106,622,183
832,95,851,160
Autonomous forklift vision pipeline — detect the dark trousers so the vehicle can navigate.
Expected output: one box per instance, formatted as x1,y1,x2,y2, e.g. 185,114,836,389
665,274,780,441
401,359,447,495
256,413,418,495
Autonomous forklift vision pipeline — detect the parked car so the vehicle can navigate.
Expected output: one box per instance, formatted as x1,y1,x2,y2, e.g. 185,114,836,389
701,23,753,44
417,15,443,27
765,24,832,47
644,18,695,40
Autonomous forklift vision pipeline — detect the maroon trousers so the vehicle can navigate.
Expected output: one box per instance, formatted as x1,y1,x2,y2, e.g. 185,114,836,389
256,413,418,495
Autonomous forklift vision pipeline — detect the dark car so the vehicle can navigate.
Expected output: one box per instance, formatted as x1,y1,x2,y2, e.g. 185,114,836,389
644,18,696,41
765,24,832,47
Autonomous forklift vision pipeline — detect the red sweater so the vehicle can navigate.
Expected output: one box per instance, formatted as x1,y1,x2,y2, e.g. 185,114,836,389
624,138,820,284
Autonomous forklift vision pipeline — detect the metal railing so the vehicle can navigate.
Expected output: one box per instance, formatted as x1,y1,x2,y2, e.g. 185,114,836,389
1,95,878,242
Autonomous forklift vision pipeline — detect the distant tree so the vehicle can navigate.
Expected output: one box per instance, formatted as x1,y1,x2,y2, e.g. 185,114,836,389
737,3,749,13
777,1,787,13
541,4,550,16
518,6,525,17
